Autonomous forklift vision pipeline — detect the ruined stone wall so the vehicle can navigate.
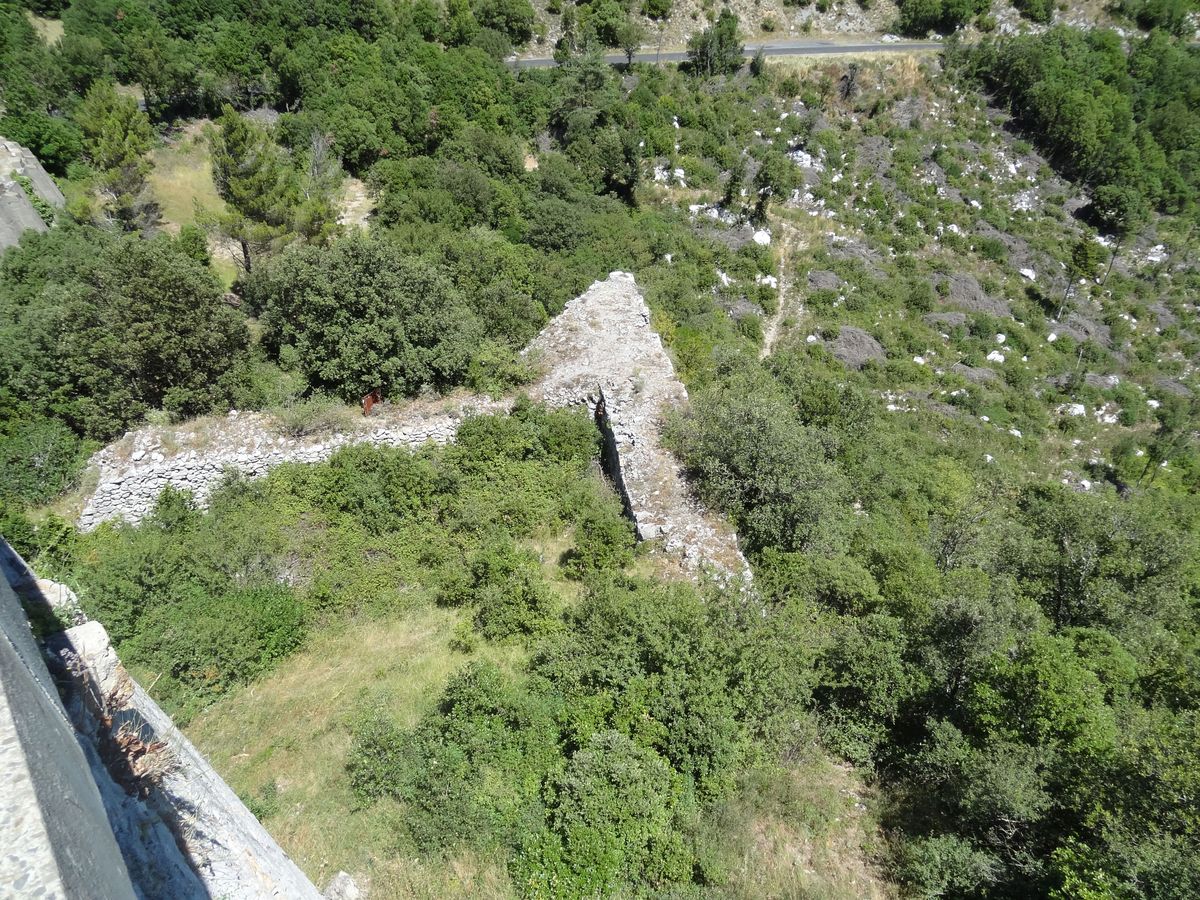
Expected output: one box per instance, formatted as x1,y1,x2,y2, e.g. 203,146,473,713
524,272,750,581
80,397,510,530
78,273,750,581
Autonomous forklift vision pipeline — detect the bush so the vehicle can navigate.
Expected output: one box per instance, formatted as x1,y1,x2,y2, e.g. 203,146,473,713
470,542,559,639
250,233,485,401
668,379,852,554
899,834,1001,897
512,731,693,897
346,714,409,803
1013,0,1053,21
0,229,250,440
978,236,1009,263
0,501,36,560
898,0,988,33
643,0,672,19
270,394,359,438
128,585,305,719
466,341,537,397
350,661,562,849
562,493,636,579
0,419,86,506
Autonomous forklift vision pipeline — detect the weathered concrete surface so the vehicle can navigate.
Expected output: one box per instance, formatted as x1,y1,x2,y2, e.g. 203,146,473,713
77,273,749,580
0,138,65,249
2,537,329,899
0,567,138,900
45,621,324,900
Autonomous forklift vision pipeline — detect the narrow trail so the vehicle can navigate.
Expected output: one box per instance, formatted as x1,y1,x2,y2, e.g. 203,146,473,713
760,219,805,359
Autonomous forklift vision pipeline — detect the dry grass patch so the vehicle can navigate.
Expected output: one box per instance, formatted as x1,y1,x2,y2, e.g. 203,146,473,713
186,606,525,895
25,11,63,43
32,463,99,525
269,396,361,439
148,121,238,286
149,119,227,230
337,177,375,230
766,49,939,80
713,757,895,900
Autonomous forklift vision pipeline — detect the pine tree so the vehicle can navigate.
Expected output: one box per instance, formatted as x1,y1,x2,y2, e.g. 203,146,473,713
74,81,157,230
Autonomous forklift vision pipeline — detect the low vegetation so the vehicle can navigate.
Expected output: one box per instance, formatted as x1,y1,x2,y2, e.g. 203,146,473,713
3,0,1199,897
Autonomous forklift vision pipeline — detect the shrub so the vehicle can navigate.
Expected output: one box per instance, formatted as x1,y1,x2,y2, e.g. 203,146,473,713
978,236,1009,263
0,229,250,440
1013,0,1053,21
128,585,305,719
466,341,537,397
899,834,1002,897
270,394,358,438
346,714,409,803
512,730,693,896
0,418,86,506
441,538,560,639
0,500,36,559
667,380,852,554
250,233,485,401
350,661,562,849
562,494,636,579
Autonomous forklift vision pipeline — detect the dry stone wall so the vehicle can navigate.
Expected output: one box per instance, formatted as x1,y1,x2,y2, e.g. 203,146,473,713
80,397,510,530
79,273,750,582
524,272,749,580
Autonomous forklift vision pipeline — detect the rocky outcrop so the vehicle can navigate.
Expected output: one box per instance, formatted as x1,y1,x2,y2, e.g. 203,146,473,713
78,273,749,581
0,139,65,248
828,326,886,369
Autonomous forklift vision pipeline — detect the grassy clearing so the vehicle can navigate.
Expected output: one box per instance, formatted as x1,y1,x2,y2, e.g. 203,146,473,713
149,120,227,229
186,605,527,895
713,760,893,900
148,121,239,287
25,11,63,44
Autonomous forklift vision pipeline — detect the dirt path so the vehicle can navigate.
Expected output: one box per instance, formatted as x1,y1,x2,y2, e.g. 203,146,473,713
760,219,805,359
336,177,374,229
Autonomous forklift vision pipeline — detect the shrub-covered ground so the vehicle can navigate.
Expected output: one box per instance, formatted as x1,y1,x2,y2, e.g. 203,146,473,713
4,2,1200,897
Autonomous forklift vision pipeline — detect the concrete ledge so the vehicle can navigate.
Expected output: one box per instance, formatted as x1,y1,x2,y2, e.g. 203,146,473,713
0,571,137,899
2,539,335,899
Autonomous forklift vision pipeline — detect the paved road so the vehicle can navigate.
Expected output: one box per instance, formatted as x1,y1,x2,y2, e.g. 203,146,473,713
510,39,941,69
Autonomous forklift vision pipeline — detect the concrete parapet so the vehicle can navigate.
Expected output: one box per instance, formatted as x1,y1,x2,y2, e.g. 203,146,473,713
1,539,330,899
0,565,137,900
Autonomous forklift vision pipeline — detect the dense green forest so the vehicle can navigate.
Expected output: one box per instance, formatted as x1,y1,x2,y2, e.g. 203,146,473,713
3,0,1200,896
895,0,1200,36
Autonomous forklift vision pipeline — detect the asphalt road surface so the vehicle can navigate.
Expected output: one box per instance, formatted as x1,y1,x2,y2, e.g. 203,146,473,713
510,39,941,69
